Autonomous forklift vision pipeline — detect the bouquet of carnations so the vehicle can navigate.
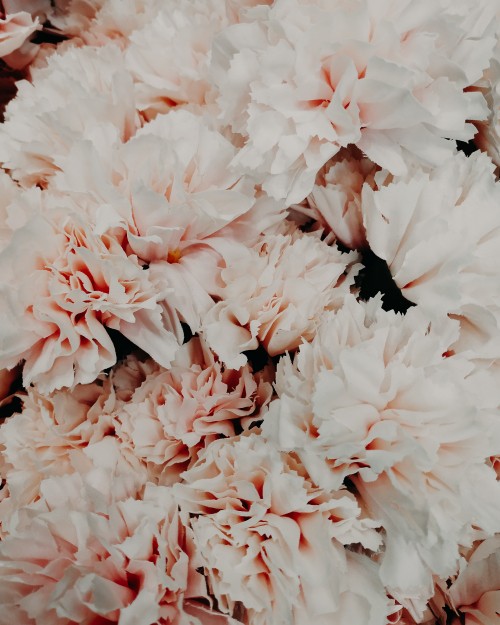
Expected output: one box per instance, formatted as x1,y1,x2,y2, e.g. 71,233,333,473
0,1,499,624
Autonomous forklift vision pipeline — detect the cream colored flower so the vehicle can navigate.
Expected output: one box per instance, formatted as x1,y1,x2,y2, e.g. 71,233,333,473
204,226,360,368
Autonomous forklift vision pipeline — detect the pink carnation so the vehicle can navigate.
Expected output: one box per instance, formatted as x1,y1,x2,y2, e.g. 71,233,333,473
204,226,360,368
0,370,148,530
300,147,381,249
175,433,390,625
51,109,284,335
211,0,494,203
124,0,229,120
0,210,179,392
0,479,207,625
263,295,500,618
114,337,273,484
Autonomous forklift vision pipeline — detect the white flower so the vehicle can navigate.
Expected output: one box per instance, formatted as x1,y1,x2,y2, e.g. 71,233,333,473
211,0,494,203
263,295,500,618
362,150,500,359
124,0,228,120
0,44,139,187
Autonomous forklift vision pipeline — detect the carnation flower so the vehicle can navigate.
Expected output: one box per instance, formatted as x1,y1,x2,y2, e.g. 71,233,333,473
446,536,500,625
175,433,390,625
0,370,149,530
211,0,494,203
124,0,229,120
0,44,139,187
0,210,179,392
52,109,284,335
114,337,273,485
362,150,500,359
0,479,207,625
203,226,359,368
263,295,500,618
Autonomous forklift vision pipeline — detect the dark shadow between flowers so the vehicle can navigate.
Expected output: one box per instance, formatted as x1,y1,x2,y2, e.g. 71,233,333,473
356,248,415,314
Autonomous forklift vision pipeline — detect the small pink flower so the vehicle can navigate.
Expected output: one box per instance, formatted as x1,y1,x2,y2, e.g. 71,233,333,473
303,147,381,249
114,337,273,484
0,369,147,530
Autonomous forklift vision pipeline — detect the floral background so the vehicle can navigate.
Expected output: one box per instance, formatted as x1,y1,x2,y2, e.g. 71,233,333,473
0,1,499,624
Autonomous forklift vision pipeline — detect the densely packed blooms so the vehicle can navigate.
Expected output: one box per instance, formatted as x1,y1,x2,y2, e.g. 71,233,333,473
0,1,499,624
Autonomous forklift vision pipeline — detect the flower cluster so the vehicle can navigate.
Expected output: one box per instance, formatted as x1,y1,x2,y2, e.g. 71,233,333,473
0,1,499,624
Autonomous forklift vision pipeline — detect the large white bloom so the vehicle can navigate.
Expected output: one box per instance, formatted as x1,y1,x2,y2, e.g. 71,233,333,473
362,150,500,359
0,44,139,187
124,0,228,120
263,295,500,618
211,0,494,203
175,433,390,625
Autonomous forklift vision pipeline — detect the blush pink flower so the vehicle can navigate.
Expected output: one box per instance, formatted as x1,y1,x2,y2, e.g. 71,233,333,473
0,210,179,392
362,151,500,360
263,295,500,618
0,44,139,187
175,433,389,625
203,226,360,368
51,109,284,336
114,337,273,485
0,371,148,530
124,0,229,120
211,0,494,203
0,479,207,625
